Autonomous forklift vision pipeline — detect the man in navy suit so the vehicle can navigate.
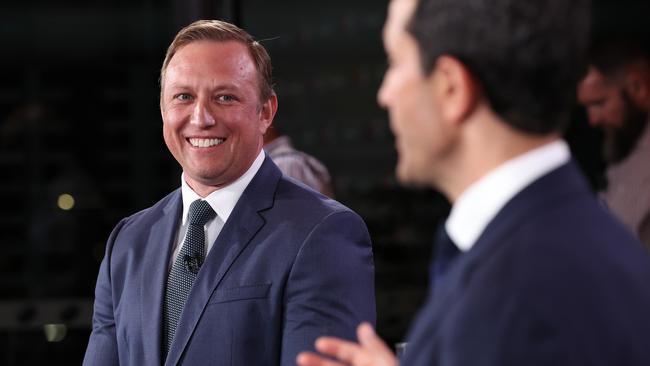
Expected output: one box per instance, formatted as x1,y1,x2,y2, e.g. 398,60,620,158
298,0,650,365
83,20,375,366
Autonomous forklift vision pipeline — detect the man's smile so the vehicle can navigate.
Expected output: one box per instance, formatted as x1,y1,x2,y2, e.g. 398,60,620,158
187,137,226,148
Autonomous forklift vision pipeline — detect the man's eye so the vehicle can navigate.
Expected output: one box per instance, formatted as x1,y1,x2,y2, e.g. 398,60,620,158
175,93,193,101
217,95,236,102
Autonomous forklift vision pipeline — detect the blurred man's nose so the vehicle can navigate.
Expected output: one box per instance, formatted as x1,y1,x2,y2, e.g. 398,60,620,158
377,77,389,108
190,101,216,127
587,110,604,127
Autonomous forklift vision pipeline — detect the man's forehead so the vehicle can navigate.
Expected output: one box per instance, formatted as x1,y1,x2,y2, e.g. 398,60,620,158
582,67,619,91
578,68,619,102
384,0,417,45
389,0,417,20
166,41,257,78
172,40,250,63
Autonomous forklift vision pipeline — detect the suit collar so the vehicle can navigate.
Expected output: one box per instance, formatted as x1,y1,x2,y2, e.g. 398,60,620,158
422,161,592,338
165,157,281,366
446,140,570,252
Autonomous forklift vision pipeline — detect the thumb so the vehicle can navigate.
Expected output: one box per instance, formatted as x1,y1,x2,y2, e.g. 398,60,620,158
357,323,395,358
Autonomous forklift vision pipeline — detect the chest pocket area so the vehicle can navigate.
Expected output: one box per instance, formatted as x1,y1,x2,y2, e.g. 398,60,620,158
208,283,271,304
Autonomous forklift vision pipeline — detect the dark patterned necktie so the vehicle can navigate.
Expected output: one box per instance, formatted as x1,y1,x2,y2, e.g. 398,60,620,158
163,199,215,356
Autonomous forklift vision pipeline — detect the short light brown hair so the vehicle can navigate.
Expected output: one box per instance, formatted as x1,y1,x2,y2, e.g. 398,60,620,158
160,20,274,101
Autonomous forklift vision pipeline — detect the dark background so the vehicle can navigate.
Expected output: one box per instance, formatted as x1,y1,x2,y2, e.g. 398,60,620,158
0,0,647,364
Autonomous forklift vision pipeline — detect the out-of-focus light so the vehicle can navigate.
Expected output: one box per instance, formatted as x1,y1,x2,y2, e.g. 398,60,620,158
57,194,75,210
43,323,67,342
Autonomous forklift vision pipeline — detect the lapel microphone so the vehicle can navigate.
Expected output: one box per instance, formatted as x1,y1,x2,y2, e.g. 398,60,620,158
183,254,203,274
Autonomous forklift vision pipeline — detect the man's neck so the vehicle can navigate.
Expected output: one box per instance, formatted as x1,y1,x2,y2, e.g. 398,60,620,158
439,115,560,203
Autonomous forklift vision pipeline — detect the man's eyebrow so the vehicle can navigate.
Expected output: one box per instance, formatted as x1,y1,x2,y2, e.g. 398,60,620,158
165,82,190,90
211,84,240,91
164,82,241,91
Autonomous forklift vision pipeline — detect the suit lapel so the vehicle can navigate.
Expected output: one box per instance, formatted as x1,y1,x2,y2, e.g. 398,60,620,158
422,162,590,336
165,157,281,366
140,190,182,366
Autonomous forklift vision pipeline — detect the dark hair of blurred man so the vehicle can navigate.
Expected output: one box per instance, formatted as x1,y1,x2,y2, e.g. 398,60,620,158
578,38,650,248
298,0,650,365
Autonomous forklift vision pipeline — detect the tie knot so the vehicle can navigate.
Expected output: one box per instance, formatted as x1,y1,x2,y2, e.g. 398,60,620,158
188,199,215,226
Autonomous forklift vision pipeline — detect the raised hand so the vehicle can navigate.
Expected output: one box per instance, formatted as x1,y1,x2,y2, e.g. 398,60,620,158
296,323,398,366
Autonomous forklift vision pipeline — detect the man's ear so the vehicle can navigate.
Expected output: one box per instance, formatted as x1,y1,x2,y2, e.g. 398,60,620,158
430,55,479,125
259,93,278,133
624,64,650,107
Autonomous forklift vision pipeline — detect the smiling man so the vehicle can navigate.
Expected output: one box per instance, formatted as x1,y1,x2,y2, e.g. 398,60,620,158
298,0,650,365
83,20,375,366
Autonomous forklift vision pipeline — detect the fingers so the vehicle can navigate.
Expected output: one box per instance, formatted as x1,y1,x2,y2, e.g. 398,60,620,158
296,337,364,366
357,323,398,366
297,351,347,366
357,323,395,359
296,324,398,366
315,336,365,363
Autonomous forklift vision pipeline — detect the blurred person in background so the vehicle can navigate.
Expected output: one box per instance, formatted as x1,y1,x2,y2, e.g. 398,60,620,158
298,0,650,365
578,37,650,248
264,126,334,197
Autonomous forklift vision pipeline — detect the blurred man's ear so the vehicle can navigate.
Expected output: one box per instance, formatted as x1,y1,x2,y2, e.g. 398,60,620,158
431,55,480,126
624,65,650,108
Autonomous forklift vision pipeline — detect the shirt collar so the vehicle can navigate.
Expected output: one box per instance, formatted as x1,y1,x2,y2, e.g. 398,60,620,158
180,150,266,225
446,139,571,252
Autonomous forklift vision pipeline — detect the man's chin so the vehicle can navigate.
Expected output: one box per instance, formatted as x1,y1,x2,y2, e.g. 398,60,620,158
604,93,650,164
395,164,429,189
602,131,618,164
603,117,649,164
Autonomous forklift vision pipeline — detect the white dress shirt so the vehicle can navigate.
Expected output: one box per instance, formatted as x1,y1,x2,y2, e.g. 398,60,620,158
446,140,571,252
169,150,265,267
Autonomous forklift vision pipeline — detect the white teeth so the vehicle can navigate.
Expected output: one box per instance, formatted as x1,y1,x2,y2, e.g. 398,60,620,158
189,138,225,148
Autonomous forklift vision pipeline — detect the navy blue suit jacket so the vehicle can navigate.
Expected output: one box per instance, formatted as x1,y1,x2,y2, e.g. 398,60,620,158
83,157,376,365
403,162,650,366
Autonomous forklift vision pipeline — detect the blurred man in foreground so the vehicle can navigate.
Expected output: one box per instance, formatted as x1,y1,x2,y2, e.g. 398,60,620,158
578,38,650,247
298,0,650,365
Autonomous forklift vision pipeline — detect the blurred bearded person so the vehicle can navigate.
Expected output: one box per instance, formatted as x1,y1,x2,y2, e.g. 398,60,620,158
578,37,650,248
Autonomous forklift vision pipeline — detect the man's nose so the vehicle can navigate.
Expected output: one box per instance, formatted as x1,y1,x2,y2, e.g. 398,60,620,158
377,74,389,108
190,101,216,127
587,111,603,127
